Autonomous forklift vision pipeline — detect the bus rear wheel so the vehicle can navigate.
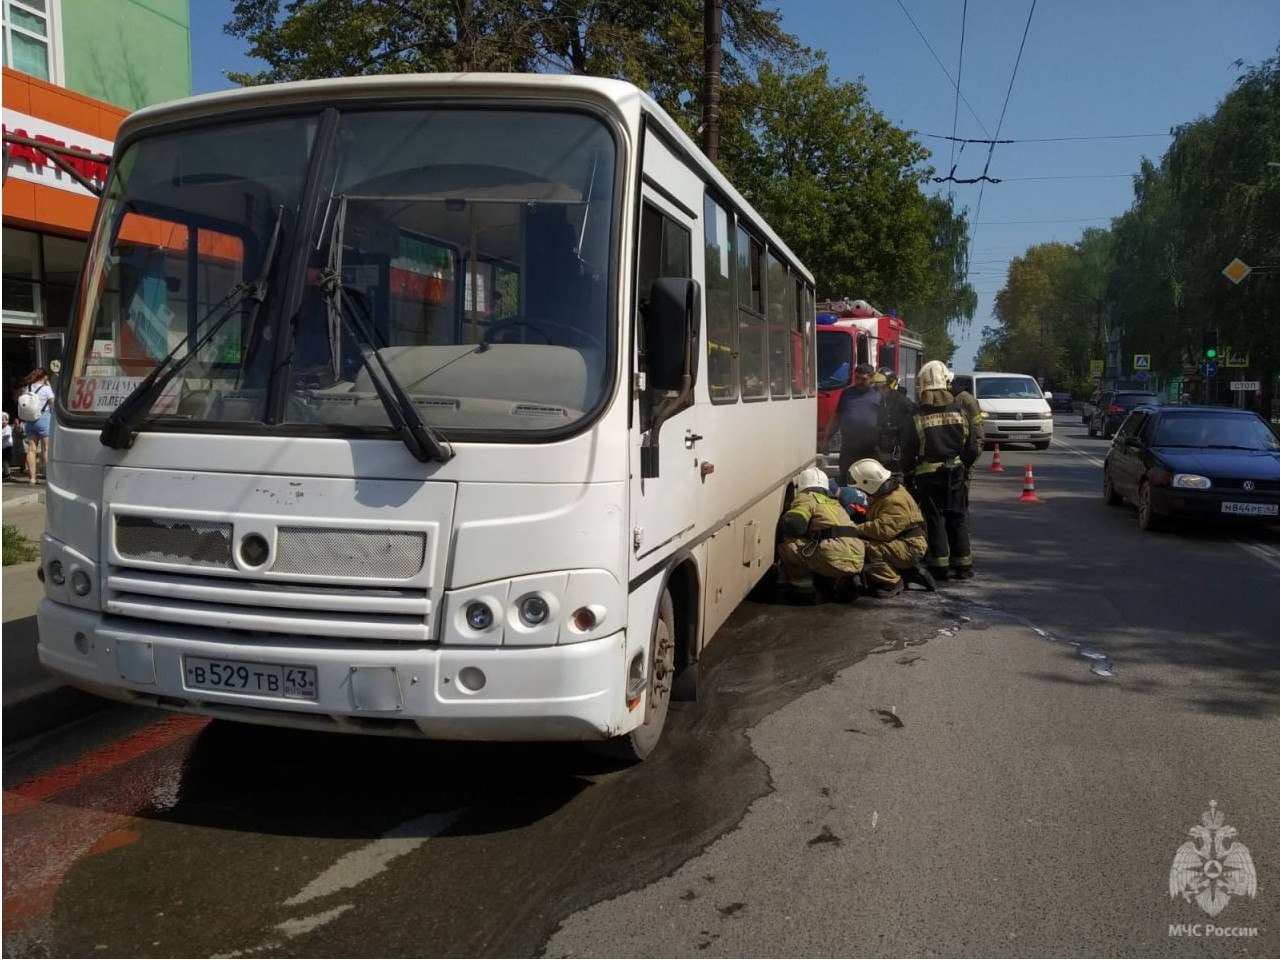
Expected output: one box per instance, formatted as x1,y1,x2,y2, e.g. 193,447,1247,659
594,590,675,762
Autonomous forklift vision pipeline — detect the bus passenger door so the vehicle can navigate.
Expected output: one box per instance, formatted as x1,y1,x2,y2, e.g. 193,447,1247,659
631,196,699,564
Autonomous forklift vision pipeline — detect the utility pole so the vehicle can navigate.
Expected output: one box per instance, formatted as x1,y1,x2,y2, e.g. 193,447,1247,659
702,0,722,164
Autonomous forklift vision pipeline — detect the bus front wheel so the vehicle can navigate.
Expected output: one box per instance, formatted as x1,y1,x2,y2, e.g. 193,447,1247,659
595,590,675,762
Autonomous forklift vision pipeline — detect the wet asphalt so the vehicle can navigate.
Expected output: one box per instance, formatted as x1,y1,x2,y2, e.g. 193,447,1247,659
4,415,1278,957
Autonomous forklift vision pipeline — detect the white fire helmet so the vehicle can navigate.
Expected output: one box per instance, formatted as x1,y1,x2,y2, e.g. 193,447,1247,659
846,458,892,496
797,466,829,493
918,360,951,391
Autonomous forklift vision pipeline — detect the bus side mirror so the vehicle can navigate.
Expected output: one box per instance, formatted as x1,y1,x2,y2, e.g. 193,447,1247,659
644,277,700,392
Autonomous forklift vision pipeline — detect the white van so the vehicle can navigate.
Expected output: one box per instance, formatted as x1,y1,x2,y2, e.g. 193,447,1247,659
951,372,1054,450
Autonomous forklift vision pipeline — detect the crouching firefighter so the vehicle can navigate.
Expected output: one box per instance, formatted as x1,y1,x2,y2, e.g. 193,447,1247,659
845,458,937,597
777,466,866,603
903,361,981,581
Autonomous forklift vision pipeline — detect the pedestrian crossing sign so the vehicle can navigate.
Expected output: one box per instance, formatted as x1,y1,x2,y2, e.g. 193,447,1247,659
1133,354,1151,371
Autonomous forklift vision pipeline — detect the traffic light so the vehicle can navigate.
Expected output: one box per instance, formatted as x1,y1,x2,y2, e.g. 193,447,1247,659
1201,330,1218,360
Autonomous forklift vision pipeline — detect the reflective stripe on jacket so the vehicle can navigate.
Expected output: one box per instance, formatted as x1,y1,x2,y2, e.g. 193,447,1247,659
955,390,985,445
904,390,978,476
782,490,863,564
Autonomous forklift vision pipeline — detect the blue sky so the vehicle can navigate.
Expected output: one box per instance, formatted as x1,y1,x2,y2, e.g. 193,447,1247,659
190,1,1280,368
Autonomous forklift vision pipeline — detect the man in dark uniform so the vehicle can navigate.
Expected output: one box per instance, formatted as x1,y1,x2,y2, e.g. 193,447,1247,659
874,367,917,477
820,363,884,485
903,360,981,580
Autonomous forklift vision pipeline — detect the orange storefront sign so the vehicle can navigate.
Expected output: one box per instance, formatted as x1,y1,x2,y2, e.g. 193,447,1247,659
2,67,127,237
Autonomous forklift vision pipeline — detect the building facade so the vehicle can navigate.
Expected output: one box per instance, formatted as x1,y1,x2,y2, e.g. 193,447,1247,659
3,0,190,412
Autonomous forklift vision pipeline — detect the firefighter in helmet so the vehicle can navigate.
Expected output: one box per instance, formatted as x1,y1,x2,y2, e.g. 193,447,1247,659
777,466,865,603
903,360,981,580
845,458,936,597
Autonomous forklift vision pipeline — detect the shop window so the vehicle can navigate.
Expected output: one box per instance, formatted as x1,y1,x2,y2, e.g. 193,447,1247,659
2,228,40,323
2,0,60,83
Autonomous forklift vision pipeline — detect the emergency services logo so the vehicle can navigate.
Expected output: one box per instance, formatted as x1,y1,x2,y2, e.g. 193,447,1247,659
1168,800,1257,917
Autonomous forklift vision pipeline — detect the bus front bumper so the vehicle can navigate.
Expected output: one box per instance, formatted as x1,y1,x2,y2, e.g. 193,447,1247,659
37,600,629,741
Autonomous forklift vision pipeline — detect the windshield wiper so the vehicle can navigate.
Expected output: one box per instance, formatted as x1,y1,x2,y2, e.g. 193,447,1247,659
317,197,453,464
1203,444,1261,451
100,206,287,449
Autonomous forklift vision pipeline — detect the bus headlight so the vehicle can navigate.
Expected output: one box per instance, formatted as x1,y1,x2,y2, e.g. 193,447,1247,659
517,594,550,626
48,559,66,585
465,602,495,631
70,569,92,597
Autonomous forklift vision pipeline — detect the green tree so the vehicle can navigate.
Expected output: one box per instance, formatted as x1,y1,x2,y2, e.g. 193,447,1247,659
725,61,966,360
225,0,800,95
224,2,971,362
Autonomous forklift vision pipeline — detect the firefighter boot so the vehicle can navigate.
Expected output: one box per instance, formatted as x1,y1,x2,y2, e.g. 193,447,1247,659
833,576,860,604
904,563,938,592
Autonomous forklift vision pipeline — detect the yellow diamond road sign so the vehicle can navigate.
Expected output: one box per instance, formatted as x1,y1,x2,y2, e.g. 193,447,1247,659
1223,258,1251,284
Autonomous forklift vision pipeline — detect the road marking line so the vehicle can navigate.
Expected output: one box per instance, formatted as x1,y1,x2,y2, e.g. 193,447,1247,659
1232,539,1280,572
1051,433,1106,468
284,809,462,906
276,904,354,938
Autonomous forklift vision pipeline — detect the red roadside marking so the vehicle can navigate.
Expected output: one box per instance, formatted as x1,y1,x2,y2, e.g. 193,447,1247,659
3,714,208,817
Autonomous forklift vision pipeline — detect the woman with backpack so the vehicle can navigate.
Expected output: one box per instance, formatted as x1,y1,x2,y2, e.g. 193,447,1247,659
16,367,54,485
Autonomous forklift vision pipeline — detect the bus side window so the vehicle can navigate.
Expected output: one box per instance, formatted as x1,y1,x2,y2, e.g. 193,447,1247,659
704,194,737,402
637,202,693,430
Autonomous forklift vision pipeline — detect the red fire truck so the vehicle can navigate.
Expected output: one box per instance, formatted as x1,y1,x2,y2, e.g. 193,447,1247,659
816,299,924,447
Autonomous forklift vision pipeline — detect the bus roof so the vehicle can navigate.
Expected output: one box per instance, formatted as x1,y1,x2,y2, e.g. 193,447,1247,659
115,73,813,286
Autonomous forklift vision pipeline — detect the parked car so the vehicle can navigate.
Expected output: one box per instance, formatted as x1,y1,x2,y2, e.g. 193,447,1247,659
1102,405,1280,531
952,372,1054,450
1081,389,1103,424
1088,390,1160,439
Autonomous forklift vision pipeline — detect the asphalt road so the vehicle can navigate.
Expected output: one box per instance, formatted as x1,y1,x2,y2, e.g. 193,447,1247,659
4,414,1277,957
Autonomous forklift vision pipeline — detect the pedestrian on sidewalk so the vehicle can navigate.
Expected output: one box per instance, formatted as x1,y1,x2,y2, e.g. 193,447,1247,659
2,412,14,477
16,367,54,485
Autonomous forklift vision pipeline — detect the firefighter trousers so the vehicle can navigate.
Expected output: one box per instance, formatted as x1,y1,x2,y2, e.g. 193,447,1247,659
862,536,928,586
915,468,972,571
778,538,865,587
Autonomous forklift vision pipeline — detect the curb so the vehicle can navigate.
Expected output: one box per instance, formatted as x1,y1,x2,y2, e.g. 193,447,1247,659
3,491,44,509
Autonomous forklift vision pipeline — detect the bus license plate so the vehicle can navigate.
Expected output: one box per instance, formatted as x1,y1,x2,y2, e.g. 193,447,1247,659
1221,502,1278,517
184,657,318,700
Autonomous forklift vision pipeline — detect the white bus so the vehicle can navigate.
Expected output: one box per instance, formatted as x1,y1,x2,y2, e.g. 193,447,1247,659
37,74,817,760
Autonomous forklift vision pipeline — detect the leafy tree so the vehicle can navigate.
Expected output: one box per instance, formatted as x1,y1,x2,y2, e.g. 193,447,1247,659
726,61,967,360
988,47,1280,409
225,1,971,362
225,0,800,93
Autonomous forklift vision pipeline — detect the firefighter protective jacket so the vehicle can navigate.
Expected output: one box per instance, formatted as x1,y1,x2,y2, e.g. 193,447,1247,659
780,490,864,566
857,481,926,542
954,389,985,448
904,389,981,476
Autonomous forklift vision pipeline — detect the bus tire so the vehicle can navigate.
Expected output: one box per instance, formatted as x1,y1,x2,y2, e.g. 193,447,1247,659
593,589,675,762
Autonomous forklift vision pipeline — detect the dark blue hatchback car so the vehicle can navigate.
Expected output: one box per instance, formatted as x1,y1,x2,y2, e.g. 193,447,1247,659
1102,405,1280,531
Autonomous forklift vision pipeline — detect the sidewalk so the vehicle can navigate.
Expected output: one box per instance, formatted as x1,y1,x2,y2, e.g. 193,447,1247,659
3,480,108,743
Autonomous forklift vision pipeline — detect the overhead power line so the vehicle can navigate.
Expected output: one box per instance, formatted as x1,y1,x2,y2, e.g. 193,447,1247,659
968,0,1038,287
934,172,1138,184
975,216,1115,224
894,0,992,138
922,132,1173,144
946,0,970,198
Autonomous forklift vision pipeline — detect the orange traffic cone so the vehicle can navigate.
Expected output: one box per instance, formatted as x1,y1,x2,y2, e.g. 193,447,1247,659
1018,464,1041,502
989,442,1005,473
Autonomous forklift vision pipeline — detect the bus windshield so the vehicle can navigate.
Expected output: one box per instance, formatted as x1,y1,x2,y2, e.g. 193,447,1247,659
68,107,617,438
